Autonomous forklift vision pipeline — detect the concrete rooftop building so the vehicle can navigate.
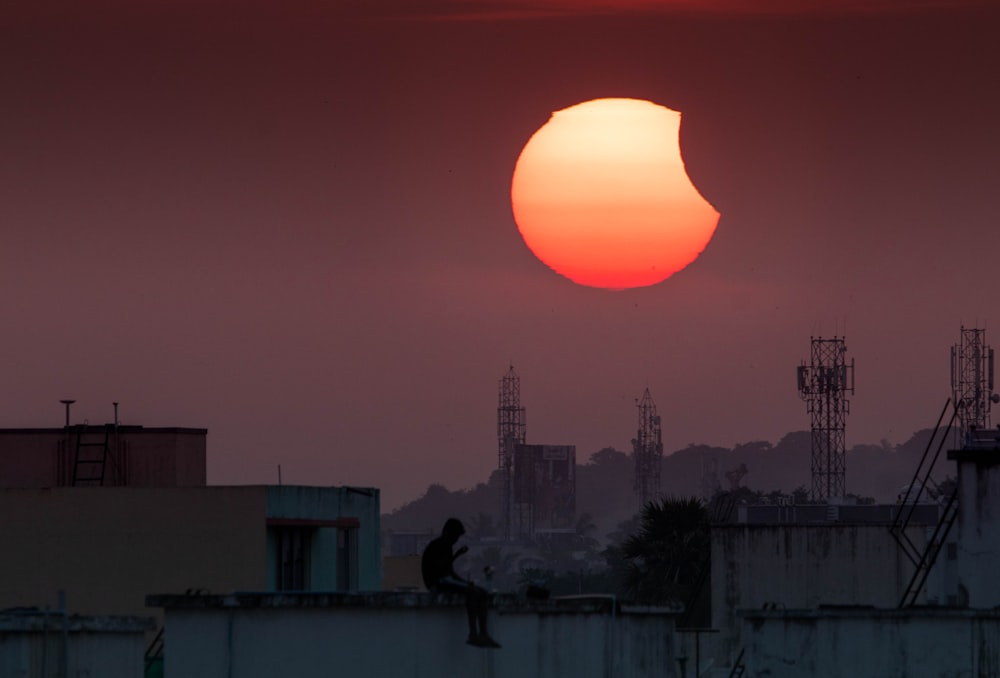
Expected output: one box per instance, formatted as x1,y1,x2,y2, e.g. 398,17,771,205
725,433,1000,677
0,426,207,488
0,422,382,678
147,591,681,678
0,485,381,620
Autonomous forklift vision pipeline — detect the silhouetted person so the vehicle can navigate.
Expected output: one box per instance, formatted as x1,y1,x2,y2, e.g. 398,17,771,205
421,517,500,648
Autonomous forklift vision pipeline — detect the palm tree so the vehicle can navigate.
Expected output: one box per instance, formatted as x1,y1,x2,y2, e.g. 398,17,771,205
621,497,709,604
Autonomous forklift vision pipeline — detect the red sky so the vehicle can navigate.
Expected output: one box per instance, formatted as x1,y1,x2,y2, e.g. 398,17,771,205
2,1,999,509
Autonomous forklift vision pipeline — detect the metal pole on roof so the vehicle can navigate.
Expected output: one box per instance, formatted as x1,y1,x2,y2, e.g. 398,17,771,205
60,400,75,486
58,590,68,678
60,400,75,428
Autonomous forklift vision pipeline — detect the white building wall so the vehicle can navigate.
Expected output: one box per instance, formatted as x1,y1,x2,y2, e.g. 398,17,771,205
953,451,1000,607
726,450,1000,676
742,608,1000,678
711,524,925,667
0,613,152,678
155,593,679,678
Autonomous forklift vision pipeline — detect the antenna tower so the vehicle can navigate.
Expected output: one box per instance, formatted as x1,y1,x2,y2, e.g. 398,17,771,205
631,388,663,505
951,326,996,443
497,365,526,541
797,337,854,501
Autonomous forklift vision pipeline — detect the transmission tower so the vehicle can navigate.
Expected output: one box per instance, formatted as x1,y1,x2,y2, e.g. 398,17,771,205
797,337,854,501
497,365,526,541
631,388,663,505
951,326,996,443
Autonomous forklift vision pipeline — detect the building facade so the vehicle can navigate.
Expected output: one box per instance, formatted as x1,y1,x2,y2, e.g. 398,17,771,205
711,506,936,670
0,485,381,620
729,439,1000,676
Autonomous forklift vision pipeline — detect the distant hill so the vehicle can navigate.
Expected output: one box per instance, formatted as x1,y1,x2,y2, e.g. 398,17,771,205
381,428,945,543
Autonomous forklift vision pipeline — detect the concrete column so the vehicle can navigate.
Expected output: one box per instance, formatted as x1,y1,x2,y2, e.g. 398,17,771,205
951,449,1000,608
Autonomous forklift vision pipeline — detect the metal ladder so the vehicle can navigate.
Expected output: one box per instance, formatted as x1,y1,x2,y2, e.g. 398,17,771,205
891,399,959,607
71,424,112,486
728,648,746,677
728,603,780,677
144,626,164,677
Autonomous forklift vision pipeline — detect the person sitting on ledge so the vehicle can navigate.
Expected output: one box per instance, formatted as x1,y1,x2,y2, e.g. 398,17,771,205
421,517,501,648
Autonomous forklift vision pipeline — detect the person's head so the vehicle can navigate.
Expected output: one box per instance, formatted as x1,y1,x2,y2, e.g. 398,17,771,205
442,517,465,543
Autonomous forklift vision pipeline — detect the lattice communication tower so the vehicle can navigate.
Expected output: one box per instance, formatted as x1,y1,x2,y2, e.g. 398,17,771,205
951,326,996,442
631,388,663,506
497,365,526,541
797,337,854,501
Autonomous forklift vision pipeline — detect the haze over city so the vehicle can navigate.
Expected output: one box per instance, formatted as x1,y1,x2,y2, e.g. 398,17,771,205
3,0,998,509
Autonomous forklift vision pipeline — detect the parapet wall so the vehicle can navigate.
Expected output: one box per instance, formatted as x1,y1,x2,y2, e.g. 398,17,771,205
0,610,153,678
742,607,1000,677
148,592,681,678
712,522,926,666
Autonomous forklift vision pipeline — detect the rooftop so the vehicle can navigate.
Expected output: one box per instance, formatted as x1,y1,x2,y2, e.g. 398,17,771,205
0,608,154,633
147,591,682,617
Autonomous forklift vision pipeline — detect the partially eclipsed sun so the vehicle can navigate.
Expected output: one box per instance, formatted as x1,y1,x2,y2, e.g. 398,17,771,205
510,98,720,290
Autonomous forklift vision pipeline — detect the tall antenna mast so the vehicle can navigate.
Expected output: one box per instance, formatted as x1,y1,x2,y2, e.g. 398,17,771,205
497,365,526,541
797,337,854,501
951,326,995,445
632,388,663,506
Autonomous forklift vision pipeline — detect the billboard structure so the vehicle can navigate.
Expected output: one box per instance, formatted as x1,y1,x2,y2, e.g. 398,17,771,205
513,444,576,539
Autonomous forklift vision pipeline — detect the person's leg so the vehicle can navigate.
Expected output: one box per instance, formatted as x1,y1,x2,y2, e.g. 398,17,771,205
464,590,479,640
471,585,500,647
435,579,479,643
474,588,487,635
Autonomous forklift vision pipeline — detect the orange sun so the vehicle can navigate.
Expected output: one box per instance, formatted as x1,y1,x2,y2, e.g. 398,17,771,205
510,98,720,290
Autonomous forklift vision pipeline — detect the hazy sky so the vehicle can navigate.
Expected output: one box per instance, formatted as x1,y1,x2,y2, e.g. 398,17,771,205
3,0,999,509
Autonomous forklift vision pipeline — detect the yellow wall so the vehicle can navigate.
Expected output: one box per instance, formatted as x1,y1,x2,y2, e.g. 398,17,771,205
0,487,267,617
382,556,424,591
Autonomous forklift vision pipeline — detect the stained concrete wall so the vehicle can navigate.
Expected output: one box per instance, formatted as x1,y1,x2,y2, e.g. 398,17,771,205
711,523,926,667
121,428,207,487
952,449,1000,608
741,607,1000,678
721,448,1000,676
0,431,63,487
0,612,153,678
0,427,207,488
151,592,680,678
